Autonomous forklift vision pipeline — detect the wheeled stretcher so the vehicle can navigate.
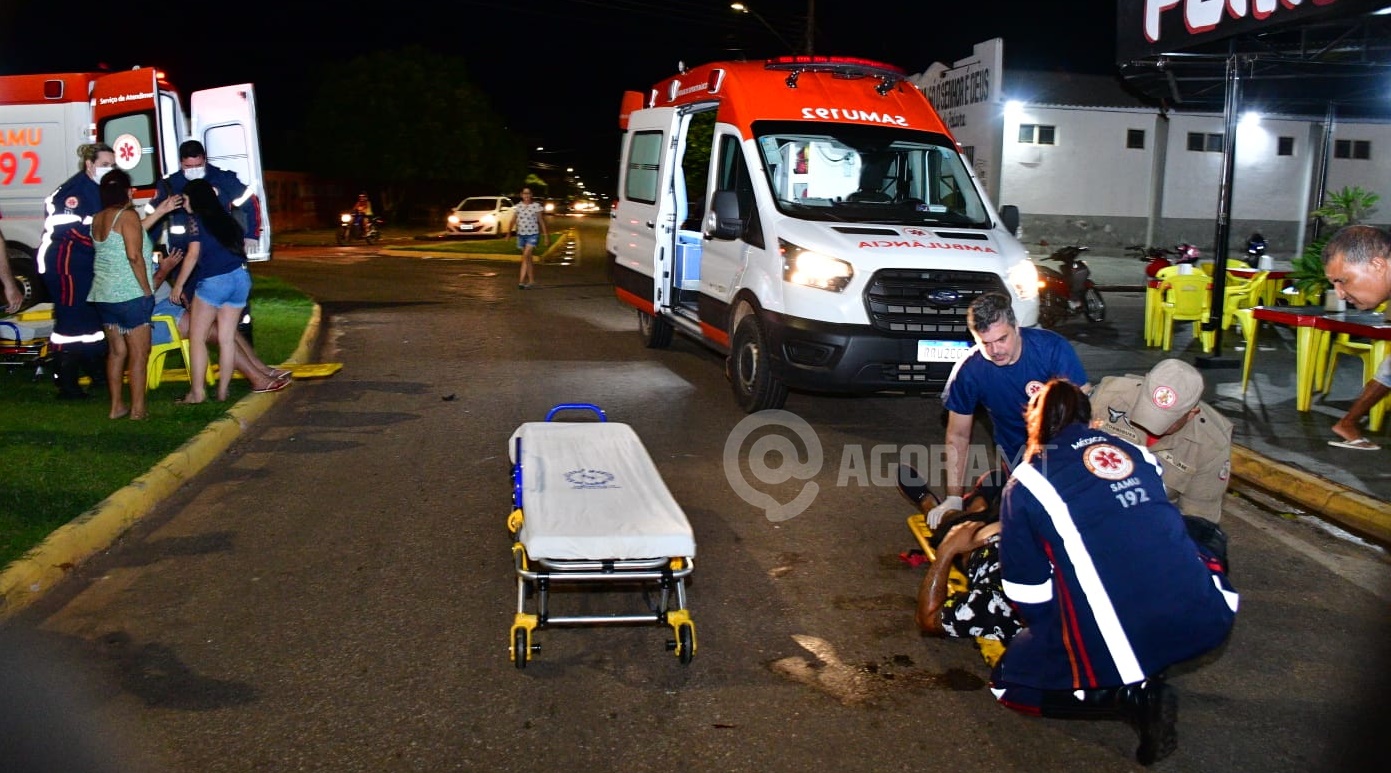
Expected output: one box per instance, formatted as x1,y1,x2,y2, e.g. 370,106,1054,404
507,403,696,668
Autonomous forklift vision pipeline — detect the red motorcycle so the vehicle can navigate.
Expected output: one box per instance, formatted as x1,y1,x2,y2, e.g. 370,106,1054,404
1036,245,1105,328
1131,242,1200,278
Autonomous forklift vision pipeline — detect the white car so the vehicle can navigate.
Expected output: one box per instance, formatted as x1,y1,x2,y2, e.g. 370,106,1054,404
446,196,515,235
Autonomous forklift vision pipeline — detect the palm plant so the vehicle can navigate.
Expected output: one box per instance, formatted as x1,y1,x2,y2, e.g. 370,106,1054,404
1290,186,1381,300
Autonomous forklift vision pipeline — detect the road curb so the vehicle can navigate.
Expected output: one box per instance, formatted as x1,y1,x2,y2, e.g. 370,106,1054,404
0,304,323,621
1230,444,1391,545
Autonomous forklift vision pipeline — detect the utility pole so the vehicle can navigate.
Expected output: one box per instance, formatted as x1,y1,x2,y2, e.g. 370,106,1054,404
804,0,815,55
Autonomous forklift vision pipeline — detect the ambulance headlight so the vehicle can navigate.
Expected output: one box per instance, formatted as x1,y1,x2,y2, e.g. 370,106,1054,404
1008,260,1039,301
781,240,853,293
340,214,353,225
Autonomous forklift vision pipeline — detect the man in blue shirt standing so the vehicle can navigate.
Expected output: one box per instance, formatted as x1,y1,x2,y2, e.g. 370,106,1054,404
928,291,1090,527
148,140,261,258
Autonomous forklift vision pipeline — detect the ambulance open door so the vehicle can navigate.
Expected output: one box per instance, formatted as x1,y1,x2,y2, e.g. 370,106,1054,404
191,85,271,262
91,68,170,201
621,107,681,313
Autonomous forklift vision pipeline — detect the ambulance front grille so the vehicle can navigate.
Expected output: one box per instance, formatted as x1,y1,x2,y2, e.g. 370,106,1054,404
864,269,1008,334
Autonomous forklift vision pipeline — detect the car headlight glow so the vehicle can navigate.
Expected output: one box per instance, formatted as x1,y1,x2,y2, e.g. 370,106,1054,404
482,214,496,225
1008,260,1039,301
781,239,853,292
447,214,459,225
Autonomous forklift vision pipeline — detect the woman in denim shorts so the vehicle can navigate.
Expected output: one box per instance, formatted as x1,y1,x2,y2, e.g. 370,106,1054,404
87,169,181,419
170,178,253,403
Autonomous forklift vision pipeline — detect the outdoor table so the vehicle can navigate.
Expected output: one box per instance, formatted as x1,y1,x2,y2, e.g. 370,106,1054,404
1249,306,1391,422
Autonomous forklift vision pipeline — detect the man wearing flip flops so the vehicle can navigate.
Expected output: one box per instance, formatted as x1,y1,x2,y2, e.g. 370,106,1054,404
1322,225,1391,451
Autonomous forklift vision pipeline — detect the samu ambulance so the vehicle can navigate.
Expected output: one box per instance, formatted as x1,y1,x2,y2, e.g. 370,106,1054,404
606,55,1039,413
0,67,270,309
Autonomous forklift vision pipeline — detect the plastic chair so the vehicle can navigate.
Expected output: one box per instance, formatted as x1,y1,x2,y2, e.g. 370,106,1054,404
1319,333,1374,394
1221,270,1268,331
1233,307,1260,393
1145,265,1185,347
147,314,214,389
1157,273,1214,352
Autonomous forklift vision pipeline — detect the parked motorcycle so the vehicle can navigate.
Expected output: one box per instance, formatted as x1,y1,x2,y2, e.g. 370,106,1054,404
1130,242,1200,277
1036,245,1105,328
1246,232,1267,263
337,212,383,245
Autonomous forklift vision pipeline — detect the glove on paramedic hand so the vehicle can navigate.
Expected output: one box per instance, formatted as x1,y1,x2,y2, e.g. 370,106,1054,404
243,238,259,257
925,495,964,530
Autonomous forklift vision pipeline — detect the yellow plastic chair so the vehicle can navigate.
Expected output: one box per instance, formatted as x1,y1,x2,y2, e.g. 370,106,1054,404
1222,270,1268,331
1158,274,1215,352
1319,333,1374,395
1145,265,1185,347
146,314,214,389
1233,307,1261,393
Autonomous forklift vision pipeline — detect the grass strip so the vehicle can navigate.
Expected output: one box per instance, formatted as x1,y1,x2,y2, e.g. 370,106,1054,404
0,274,312,568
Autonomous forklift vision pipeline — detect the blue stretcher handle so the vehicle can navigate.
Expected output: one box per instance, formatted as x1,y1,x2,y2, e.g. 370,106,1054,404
544,403,608,422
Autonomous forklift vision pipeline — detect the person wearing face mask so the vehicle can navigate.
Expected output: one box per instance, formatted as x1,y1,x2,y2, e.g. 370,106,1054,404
36,142,116,399
147,140,262,258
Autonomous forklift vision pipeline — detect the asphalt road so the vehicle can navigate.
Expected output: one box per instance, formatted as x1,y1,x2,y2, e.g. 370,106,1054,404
4,218,1388,772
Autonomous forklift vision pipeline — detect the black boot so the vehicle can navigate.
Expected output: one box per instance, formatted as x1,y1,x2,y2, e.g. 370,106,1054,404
54,350,88,399
1122,680,1178,766
1038,681,1178,766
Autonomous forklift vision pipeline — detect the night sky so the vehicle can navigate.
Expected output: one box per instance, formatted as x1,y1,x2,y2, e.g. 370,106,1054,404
0,0,1118,186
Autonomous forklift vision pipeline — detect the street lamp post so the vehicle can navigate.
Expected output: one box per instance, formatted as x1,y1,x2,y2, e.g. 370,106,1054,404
730,2,797,54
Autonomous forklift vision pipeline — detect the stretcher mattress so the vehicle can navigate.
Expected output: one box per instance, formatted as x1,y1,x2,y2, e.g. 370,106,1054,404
510,421,695,560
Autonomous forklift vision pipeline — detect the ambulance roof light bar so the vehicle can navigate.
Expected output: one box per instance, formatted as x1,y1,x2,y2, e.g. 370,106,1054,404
764,55,906,95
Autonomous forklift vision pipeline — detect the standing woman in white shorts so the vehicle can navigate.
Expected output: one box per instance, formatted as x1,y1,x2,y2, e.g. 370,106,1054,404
510,187,548,289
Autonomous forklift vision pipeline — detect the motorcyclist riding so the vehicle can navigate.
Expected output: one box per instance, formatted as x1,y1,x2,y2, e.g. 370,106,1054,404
350,192,374,236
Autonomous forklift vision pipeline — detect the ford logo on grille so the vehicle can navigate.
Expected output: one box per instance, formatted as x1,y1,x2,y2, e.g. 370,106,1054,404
926,289,961,305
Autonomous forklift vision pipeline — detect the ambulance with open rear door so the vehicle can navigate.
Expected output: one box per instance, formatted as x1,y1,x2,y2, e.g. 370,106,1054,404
606,55,1039,412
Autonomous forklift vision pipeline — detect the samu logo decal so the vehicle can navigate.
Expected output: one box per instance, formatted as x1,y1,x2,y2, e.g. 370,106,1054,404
564,468,618,489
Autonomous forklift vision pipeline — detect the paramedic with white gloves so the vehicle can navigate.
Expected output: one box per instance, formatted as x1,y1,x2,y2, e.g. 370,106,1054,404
928,291,1089,528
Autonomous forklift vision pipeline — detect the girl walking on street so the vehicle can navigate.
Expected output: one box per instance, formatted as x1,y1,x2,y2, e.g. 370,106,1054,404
511,187,548,289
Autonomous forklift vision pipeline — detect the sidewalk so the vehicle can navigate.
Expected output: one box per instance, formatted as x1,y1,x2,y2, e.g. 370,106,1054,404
1050,250,1391,544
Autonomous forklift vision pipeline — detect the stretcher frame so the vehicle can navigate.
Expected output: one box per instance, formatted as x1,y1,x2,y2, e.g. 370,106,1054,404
507,403,696,668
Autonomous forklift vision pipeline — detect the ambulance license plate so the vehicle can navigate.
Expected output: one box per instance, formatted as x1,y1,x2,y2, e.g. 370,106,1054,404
917,340,972,363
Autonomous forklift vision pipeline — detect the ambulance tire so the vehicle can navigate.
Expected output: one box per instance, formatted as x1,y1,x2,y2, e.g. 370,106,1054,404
5,244,46,311
638,310,673,349
731,315,788,413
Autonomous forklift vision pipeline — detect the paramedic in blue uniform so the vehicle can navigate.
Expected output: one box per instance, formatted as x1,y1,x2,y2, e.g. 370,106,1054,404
991,379,1238,766
148,140,262,257
929,291,1090,527
37,143,115,398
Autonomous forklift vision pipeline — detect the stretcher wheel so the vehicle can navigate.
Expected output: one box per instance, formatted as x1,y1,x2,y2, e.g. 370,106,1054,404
677,623,694,665
513,628,529,669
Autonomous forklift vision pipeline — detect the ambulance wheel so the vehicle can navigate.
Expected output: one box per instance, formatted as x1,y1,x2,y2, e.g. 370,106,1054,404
731,315,787,413
677,623,694,665
1082,287,1106,323
513,629,528,669
638,310,673,349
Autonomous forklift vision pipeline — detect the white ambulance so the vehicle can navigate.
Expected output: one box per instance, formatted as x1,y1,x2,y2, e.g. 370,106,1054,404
0,67,270,309
607,55,1039,413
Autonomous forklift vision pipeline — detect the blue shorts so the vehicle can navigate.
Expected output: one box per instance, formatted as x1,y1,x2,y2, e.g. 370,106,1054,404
94,295,154,333
195,267,251,309
150,299,184,345
516,233,540,249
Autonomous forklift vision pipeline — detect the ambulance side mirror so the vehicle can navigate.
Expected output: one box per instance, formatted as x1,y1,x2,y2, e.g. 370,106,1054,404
705,190,744,241
999,205,1020,236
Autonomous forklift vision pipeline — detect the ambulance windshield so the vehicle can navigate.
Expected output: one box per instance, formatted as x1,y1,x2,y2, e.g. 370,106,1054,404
753,122,990,228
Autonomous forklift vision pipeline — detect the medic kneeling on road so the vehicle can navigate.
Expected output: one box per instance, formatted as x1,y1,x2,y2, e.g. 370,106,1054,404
995,379,1236,765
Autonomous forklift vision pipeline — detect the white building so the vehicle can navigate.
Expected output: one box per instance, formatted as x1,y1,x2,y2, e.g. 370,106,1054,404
912,39,1391,259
